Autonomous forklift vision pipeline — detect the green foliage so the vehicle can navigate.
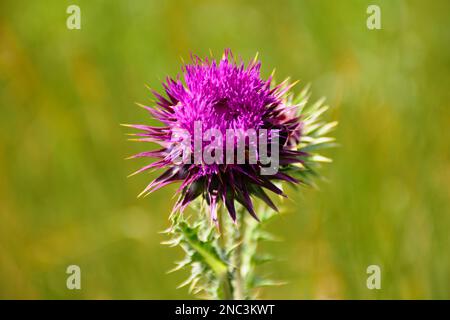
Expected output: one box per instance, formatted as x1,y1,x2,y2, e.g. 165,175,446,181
165,202,288,299
240,206,286,298
163,210,229,298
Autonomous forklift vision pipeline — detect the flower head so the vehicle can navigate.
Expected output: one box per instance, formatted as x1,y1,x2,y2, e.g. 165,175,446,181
125,50,331,223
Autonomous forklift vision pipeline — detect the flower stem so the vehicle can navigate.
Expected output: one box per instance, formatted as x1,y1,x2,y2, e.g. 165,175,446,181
232,210,245,300
218,209,234,300
218,206,246,300
220,274,234,300
217,206,248,300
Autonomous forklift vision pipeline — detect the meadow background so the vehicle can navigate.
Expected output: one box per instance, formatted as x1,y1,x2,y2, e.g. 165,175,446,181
0,0,449,299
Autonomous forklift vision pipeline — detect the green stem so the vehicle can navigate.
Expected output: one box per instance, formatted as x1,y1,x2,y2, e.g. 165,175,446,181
217,206,247,300
220,274,233,300
218,206,234,300
232,210,245,300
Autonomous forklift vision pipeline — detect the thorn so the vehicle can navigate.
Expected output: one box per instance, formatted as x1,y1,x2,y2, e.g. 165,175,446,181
253,51,259,63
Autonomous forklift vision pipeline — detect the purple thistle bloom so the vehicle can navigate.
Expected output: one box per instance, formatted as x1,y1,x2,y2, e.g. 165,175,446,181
126,50,306,223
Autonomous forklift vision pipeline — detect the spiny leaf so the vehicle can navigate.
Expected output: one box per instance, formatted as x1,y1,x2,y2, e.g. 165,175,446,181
250,276,287,288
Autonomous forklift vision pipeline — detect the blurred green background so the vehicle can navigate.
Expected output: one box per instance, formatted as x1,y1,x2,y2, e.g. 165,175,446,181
1,0,449,299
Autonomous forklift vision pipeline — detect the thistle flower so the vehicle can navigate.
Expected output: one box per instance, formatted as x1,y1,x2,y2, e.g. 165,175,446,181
125,49,329,223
